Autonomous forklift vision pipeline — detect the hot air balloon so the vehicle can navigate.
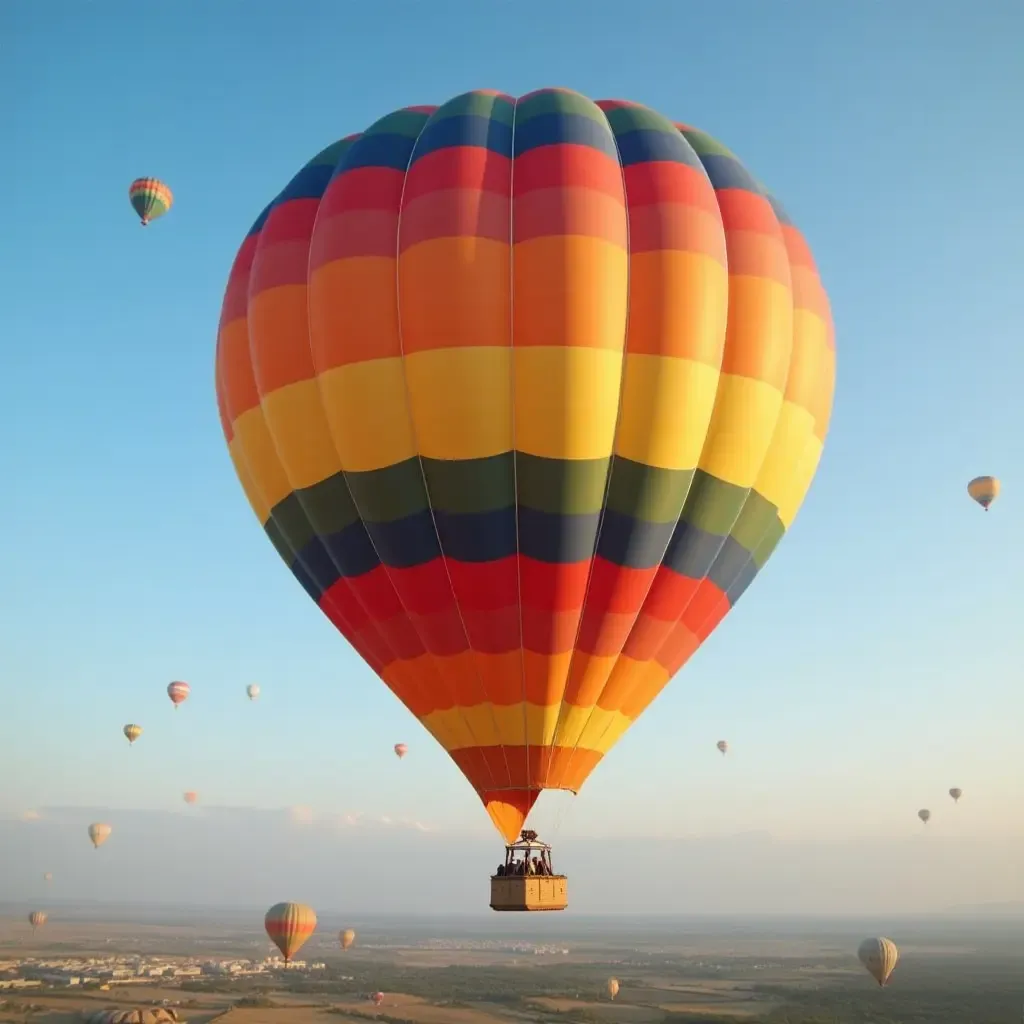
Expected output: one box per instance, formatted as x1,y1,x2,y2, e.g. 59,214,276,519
394,743,408,760
128,177,173,227
183,791,198,805
247,683,261,701
88,822,112,849
716,740,728,756
340,928,356,951
215,88,835,860
43,872,53,883
967,476,999,511
949,787,962,803
28,911,47,931
264,902,316,963
857,937,898,987
371,993,384,1007
607,978,620,1000
918,808,931,825
123,724,143,745
167,681,190,708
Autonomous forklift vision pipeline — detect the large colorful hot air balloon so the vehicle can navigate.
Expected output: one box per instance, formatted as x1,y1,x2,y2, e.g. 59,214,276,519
123,724,143,745
215,88,835,844
857,937,898,987
28,911,47,931
128,177,173,226
264,902,316,962
88,822,112,849
340,928,356,950
967,476,999,511
167,681,190,708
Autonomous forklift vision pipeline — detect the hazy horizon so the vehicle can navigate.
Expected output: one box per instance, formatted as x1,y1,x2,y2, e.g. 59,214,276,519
6,805,1022,917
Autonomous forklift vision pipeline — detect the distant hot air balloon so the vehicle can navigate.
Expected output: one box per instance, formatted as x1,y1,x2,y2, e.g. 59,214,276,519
128,177,173,227
183,791,198,806
247,684,261,701
167,681,190,709
857,937,898,987
215,89,836,846
716,740,728,756
394,743,408,760
967,476,999,511
371,993,384,1007
28,911,47,932
43,872,53,883
607,978,620,1000
123,724,143,745
340,928,356,951
88,822,112,849
918,808,931,825
264,902,316,963
949,787,962,803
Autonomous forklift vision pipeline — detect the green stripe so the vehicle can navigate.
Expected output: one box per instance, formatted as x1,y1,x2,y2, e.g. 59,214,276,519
678,127,737,160
678,469,748,535
601,103,679,136
748,514,786,569
516,88,608,126
605,458,694,523
429,91,515,125
362,109,431,138
308,138,358,168
727,489,781,556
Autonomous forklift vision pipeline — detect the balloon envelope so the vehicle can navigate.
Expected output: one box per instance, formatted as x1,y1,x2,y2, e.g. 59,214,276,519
857,937,898,986
967,475,999,510
183,791,198,805
340,928,356,950
394,743,408,759
949,787,962,803
88,822,112,848
215,88,836,842
918,808,931,824
123,724,143,744
264,902,316,962
247,684,261,701
28,911,47,929
607,978,620,999
716,740,728,755
128,177,173,226
167,681,190,707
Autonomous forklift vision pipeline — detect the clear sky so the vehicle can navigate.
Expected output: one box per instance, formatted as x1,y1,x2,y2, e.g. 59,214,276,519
2,1,1023,912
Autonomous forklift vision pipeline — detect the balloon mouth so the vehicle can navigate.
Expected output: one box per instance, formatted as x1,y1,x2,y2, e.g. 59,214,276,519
483,790,542,843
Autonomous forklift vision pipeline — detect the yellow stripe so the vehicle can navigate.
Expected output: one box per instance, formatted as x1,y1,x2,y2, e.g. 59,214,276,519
316,359,416,472
615,354,720,470
421,701,633,755
697,373,784,487
514,346,624,461
227,439,271,524
777,436,824,528
232,406,297,511
750,400,816,513
261,378,343,490
404,347,513,460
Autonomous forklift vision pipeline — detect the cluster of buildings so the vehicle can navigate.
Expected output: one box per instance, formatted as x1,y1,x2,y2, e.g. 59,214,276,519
0,953,326,990
421,938,571,956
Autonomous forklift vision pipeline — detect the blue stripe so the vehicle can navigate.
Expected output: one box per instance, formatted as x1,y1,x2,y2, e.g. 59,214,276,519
613,129,705,171
699,154,761,193
276,164,335,203
334,133,417,175
412,114,513,163
514,112,619,160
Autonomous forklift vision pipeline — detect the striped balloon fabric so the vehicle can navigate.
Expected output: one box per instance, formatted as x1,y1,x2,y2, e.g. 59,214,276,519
216,88,835,842
264,902,317,962
128,177,173,226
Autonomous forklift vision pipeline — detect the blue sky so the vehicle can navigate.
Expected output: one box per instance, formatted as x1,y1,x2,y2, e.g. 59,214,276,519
2,0,1023,882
